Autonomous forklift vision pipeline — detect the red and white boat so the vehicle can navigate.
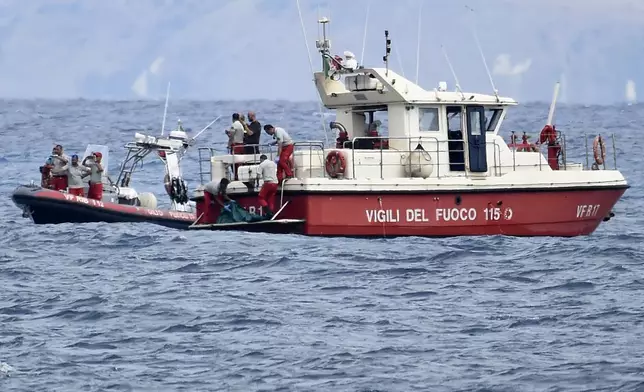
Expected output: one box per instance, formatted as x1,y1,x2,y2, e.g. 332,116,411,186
190,17,628,237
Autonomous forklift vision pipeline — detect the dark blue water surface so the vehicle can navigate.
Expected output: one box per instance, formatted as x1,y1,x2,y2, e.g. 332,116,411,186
1,99,644,391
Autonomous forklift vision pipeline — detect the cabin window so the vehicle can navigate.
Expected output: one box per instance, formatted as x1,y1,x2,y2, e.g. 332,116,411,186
419,107,439,132
468,109,483,136
485,108,502,132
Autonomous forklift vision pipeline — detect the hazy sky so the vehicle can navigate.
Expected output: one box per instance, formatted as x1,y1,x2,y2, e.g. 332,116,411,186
0,0,642,104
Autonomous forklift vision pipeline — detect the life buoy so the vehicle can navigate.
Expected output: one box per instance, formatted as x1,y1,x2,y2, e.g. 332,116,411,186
593,135,606,166
325,150,346,178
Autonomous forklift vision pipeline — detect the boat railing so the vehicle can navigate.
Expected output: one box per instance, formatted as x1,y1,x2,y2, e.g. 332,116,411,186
198,142,279,183
505,131,619,172
197,147,217,184
583,133,618,170
293,141,326,177
347,135,471,179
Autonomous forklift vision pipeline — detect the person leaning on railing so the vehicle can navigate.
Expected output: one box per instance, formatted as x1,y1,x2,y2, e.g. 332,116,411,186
263,124,294,184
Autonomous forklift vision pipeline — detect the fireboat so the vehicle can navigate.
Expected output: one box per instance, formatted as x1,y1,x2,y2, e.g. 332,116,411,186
12,118,218,229
189,17,628,237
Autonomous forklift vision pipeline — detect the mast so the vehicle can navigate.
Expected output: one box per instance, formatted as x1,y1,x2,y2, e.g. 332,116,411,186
316,17,331,78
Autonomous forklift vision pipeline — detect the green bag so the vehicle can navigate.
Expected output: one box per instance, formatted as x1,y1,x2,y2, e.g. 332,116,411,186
216,201,267,224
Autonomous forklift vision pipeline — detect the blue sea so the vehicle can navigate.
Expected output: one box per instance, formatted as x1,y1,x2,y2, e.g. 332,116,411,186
1,99,643,391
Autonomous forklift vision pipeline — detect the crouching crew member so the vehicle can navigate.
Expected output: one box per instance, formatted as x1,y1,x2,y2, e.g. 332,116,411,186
263,124,294,183
83,151,104,200
64,154,90,196
256,154,278,216
50,144,70,191
213,178,233,208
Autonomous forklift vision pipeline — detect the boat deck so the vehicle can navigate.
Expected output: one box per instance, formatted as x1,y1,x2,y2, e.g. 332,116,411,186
187,219,306,234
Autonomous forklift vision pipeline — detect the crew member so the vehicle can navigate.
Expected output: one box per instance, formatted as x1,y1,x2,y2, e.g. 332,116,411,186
263,124,294,183
208,178,236,215
229,113,245,155
63,154,90,196
50,144,70,191
256,154,278,216
244,111,261,155
83,151,104,200
40,157,55,188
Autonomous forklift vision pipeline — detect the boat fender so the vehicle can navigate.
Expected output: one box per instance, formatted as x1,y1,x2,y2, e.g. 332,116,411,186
325,150,346,179
593,135,606,166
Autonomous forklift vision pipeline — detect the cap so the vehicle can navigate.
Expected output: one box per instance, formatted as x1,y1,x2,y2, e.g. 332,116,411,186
263,124,273,131
93,152,102,158
71,154,79,159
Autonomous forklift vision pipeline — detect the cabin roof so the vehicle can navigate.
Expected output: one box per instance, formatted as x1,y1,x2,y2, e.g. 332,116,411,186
315,67,518,110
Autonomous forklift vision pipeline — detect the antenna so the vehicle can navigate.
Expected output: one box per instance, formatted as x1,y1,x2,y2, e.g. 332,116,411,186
465,6,499,102
440,45,465,100
394,45,406,77
547,81,560,126
360,0,372,65
296,0,329,147
383,30,391,76
295,0,315,78
160,82,170,136
415,1,423,84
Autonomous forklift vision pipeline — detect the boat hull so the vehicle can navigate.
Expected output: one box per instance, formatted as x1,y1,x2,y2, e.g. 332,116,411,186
195,185,628,237
12,185,196,230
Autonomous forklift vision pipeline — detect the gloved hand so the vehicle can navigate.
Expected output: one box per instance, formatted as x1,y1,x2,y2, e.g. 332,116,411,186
274,157,280,163
223,204,232,212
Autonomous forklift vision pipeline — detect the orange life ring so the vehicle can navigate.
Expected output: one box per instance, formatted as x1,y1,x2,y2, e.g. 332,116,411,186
325,150,346,178
593,135,606,165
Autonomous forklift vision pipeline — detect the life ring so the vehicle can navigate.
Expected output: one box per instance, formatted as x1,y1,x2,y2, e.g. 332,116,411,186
325,150,346,178
593,135,606,166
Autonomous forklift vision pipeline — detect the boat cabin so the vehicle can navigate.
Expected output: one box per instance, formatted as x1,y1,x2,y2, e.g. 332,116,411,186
314,65,516,178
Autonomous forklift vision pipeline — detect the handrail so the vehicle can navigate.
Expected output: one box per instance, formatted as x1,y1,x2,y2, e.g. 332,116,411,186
195,130,621,185
293,141,325,179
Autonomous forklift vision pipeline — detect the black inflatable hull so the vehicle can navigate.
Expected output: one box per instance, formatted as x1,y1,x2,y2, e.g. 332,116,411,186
11,185,196,230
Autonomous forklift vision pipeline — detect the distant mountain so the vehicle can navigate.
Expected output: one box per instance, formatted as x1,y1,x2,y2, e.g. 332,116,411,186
0,0,641,104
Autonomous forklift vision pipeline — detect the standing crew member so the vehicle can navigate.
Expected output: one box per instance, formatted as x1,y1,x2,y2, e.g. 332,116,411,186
63,154,90,196
40,157,55,189
229,113,245,155
50,145,70,191
83,152,104,200
263,124,294,183
256,154,278,216
229,113,246,180
244,111,262,155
